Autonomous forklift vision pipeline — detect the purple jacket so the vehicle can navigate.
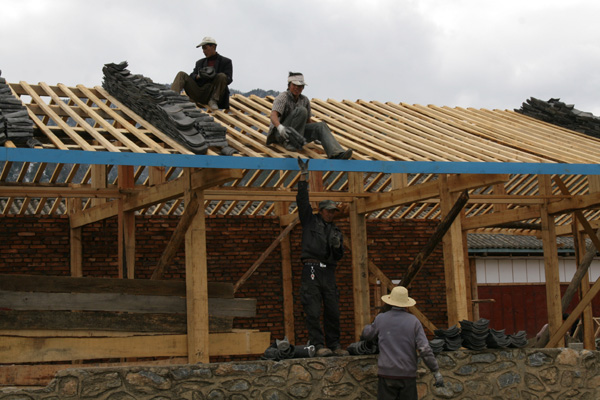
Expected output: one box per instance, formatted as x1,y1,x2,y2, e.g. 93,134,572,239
361,307,439,378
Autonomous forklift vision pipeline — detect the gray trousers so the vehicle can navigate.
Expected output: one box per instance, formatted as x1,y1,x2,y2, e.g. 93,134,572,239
171,71,228,105
282,107,345,158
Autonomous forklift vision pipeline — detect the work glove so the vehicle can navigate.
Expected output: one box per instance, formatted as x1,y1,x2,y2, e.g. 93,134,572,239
198,66,216,80
276,124,289,141
297,157,309,178
330,231,342,248
433,371,444,387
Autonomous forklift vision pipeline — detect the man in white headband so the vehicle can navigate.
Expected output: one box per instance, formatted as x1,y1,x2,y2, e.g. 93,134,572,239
267,72,353,159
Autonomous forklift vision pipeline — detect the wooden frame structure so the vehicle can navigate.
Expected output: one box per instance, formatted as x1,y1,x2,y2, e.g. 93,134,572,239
2,81,600,377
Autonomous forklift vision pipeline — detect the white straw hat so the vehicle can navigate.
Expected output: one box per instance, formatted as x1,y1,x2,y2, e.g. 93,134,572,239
381,286,416,307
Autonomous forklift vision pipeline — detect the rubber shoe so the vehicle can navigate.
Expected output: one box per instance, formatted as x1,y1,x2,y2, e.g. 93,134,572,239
332,149,353,160
315,347,333,357
332,348,349,356
208,100,219,110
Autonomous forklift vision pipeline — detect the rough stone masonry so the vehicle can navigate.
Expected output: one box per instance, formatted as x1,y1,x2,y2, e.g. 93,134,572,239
1,348,599,399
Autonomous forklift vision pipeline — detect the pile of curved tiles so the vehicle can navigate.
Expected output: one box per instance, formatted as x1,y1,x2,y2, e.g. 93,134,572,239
430,319,528,354
347,339,378,355
102,61,234,155
261,337,315,360
0,70,36,147
516,97,600,140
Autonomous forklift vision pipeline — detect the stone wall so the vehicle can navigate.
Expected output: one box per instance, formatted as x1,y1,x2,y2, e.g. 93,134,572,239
2,349,599,399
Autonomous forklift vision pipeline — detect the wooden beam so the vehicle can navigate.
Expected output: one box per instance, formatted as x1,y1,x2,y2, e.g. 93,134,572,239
555,219,600,236
574,224,595,350
546,275,600,347
402,190,469,286
439,175,469,326
184,169,210,363
70,168,243,228
118,165,135,279
462,205,540,231
0,330,271,363
553,176,597,349
0,274,233,298
0,290,256,317
348,172,371,340
68,198,83,277
359,173,508,214
0,310,233,333
538,174,564,347
547,192,600,215
90,165,107,208
277,202,296,344
70,199,119,228
0,184,122,198
233,218,299,293
151,189,202,280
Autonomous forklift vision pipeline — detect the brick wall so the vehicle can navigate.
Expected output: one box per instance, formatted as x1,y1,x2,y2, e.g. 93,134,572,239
0,215,447,355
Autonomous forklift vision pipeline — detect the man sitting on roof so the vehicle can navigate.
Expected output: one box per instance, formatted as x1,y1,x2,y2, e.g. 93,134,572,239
267,72,352,159
171,36,233,110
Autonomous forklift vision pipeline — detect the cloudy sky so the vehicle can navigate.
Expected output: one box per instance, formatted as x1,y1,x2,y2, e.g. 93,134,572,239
3,0,600,114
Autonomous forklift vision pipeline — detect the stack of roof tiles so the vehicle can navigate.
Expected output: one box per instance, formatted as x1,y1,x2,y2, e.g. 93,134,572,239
460,318,490,350
516,97,600,140
102,61,234,155
0,70,35,146
431,324,462,353
430,319,529,354
347,339,379,355
261,337,315,360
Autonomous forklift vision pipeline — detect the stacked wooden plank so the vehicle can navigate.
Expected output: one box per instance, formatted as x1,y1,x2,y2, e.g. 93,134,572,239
0,274,264,363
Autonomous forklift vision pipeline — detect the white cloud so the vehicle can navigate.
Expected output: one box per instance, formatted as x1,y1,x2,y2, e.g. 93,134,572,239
2,0,600,114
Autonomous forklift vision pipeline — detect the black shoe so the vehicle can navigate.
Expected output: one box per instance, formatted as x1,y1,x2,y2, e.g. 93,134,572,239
331,347,349,356
331,149,353,160
315,345,333,357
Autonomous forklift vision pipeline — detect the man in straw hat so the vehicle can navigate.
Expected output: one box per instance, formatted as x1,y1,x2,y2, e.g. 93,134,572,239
296,157,348,357
171,36,233,110
361,286,444,399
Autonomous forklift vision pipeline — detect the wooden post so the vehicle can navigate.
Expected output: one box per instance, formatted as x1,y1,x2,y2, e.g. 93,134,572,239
149,166,165,185
68,197,83,277
348,171,371,340
439,175,469,326
184,168,209,363
469,258,479,321
91,165,106,207
463,227,474,321
277,202,296,344
118,165,135,279
574,223,595,349
538,174,564,347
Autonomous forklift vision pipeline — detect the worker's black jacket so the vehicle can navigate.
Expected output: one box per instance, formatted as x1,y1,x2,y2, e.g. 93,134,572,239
297,181,344,266
191,53,233,108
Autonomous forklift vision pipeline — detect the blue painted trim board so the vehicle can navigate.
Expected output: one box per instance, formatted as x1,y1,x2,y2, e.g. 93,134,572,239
3,147,600,175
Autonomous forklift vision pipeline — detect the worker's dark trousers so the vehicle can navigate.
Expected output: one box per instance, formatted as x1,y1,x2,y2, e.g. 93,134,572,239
299,261,341,349
171,71,228,105
281,107,345,158
378,377,418,400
